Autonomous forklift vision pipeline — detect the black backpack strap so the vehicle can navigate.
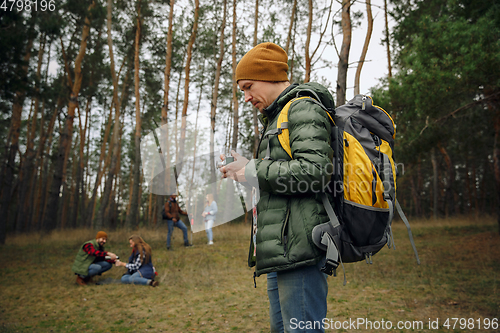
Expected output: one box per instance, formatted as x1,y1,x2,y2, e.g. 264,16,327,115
395,199,421,264
311,193,346,285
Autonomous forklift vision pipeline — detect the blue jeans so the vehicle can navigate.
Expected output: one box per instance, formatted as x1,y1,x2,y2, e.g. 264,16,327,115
87,261,112,278
268,272,284,332
205,219,214,242
166,219,189,247
267,259,328,333
121,272,150,285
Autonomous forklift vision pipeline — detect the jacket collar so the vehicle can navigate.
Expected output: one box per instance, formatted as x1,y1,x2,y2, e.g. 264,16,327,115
263,83,298,120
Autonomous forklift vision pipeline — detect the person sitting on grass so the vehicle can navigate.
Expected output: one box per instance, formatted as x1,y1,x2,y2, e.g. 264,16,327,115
71,231,118,286
116,235,159,287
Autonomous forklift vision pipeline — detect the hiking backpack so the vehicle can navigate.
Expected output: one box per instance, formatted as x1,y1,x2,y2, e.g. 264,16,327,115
264,91,420,282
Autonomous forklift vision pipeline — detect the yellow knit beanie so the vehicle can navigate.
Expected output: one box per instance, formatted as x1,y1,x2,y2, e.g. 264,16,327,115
235,42,289,83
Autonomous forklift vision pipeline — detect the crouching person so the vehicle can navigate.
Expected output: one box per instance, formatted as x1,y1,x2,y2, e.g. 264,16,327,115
72,231,118,285
116,235,159,287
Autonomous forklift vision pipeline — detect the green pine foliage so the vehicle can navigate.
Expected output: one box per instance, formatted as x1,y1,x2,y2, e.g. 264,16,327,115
385,0,500,218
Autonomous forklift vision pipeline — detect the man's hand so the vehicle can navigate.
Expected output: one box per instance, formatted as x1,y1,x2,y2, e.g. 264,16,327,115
172,218,178,223
107,252,117,261
220,150,249,182
115,260,126,267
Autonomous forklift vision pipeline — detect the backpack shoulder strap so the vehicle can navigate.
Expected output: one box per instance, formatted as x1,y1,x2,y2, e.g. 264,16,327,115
276,96,310,158
395,199,421,264
264,96,334,160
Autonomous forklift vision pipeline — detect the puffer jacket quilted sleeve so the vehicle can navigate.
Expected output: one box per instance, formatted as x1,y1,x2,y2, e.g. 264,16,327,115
245,82,335,276
256,102,333,194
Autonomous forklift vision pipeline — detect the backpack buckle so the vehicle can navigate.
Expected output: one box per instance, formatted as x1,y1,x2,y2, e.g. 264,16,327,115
321,258,339,275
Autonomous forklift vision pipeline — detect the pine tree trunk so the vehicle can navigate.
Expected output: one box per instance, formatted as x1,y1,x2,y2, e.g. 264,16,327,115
252,0,259,156
384,0,392,78
479,159,488,215
222,0,242,221
409,165,421,217
336,0,351,106
186,66,205,212
472,163,479,218
210,0,227,195
231,0,239,151
354,0,373,95
60,139,78,229
484,87,500,232
0,26,35,243
431,148,438,220
417,159,423,217
253,0,258,46
91,63,129,227
494,112,500,232
174,66,183,163
285,0,297,55
34,100,61,230
465,156,472,216
111,124,122,227
438,142,454,218
15,32,46,233
226,102,233,150
304,0,313,83
72,96,91,228
29,103,48,230
98,0,126,229
42,1,95,232
86,102,114,227
177,0,199,176
162,0,175,124
158,0,176,219
97,115,122,229
289,19,297,83
125,0,143,229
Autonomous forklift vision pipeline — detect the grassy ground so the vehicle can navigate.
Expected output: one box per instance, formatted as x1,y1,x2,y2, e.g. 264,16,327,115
0,216,499,332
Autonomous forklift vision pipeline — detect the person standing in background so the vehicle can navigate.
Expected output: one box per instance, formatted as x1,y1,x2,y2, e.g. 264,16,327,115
162,194,191,250
202,194,217,245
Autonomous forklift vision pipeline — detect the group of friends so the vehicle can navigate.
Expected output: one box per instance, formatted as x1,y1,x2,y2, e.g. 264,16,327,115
71,193,217,287
73,41,342,332
71,231,158,287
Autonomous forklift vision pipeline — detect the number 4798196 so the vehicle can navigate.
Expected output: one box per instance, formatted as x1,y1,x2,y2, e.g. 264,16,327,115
1,0,56,12
443,318,498,330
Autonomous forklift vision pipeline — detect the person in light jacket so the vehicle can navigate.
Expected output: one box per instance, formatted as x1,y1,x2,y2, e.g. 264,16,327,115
201,194,217,245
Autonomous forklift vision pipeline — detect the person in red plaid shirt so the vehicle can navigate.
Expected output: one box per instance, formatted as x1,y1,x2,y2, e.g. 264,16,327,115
71,231,118,285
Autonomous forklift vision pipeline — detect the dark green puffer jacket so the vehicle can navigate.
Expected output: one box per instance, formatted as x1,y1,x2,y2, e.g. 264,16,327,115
245,82,335,277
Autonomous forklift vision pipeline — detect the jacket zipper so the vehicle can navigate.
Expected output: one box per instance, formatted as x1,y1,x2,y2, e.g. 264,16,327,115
250,117,267,288
282,207,290,257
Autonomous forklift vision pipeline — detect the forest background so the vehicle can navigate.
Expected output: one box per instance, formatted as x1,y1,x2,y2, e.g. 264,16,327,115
0,0,499,242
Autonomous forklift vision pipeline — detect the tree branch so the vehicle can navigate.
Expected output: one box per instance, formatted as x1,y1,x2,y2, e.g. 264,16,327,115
417,91,500,138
